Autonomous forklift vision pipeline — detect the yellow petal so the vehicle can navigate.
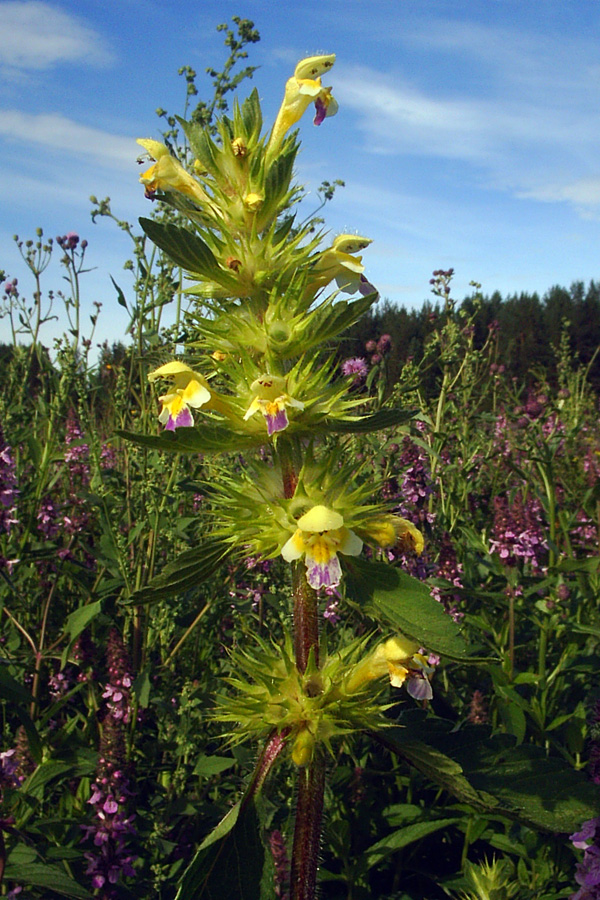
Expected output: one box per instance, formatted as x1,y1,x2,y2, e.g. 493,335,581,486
148,360,194,382
294,54,336,80
281,530,305,562
332,235,372,254
296,505,344,533
382,635,421,662
137,138,169,159
181,379,211,408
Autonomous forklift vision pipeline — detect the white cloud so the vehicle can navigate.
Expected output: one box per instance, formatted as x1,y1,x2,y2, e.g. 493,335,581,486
335,57,600,214
0,1,114,72
0,110,134,166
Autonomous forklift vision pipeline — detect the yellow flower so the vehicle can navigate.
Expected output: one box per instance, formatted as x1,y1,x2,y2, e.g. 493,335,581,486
136,139,209,204
148,361,211,431
268,54,338,155
243,192,264,211
345,635,434,700
243,374,304,436
311,234,372,293
281,505,362,589
363,515,424,555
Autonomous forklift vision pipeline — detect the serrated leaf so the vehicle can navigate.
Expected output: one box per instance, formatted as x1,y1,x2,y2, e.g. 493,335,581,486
241,88,263,137
125,540,233,604
139,218,220,277
346,559,472,660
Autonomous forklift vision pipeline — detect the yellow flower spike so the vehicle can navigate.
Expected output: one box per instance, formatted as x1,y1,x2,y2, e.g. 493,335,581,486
281,504,363,590
148,361,211,431
136,138,210,205
243,374,304,437
267,54,338,156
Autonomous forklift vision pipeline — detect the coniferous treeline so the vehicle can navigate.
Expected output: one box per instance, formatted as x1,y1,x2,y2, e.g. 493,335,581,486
2,278,600,395
339,278,600,392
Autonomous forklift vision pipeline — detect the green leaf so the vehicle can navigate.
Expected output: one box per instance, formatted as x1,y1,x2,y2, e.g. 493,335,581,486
0,667,42,762
379,710,600,833
110,275,128,310
240,88,263,138
364,818,461,867
194,755,236,777
5,847,92,899
327,408,417,434
61,600,102,668
139,218,221,278
23,760,78,801
125,540,233,604
175,800,264,900
347,559,473,660
178,120,221,178
117,426,260,455
132,665,152,708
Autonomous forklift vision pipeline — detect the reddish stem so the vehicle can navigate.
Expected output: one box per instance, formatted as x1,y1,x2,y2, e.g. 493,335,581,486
290,754,326,900
292,564,319,672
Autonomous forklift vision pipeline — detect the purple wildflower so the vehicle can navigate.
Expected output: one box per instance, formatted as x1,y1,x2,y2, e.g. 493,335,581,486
0,427,19,535
490,493,547,571
341,357,368,382
82,630,137,896
570,820,600,899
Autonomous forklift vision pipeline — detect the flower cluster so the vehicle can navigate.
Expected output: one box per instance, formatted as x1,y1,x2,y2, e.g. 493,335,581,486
0,426,19,536
219,630,435,767
490,492,548,570
82,628,137,894
570,819,600,900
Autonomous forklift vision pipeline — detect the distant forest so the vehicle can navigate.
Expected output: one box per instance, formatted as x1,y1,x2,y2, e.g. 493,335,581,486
2,278,600,395
339,279,600,392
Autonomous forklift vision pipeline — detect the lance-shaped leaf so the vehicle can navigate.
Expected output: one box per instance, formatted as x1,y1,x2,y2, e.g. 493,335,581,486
0,667,42,762
240,87,263,139
326,407,417,434
117,426,262,455
139,218,225,281
346,558,473,660
176,118,221,179
124,540,233,604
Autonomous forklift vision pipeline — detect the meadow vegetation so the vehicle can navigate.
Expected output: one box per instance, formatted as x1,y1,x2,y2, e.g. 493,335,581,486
1,18,599,900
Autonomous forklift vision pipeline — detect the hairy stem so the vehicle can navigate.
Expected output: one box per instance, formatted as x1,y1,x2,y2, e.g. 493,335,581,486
290,754,326,900
292,563,319,672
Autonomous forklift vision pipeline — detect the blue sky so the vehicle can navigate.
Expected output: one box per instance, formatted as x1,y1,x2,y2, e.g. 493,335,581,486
2,0,600,352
